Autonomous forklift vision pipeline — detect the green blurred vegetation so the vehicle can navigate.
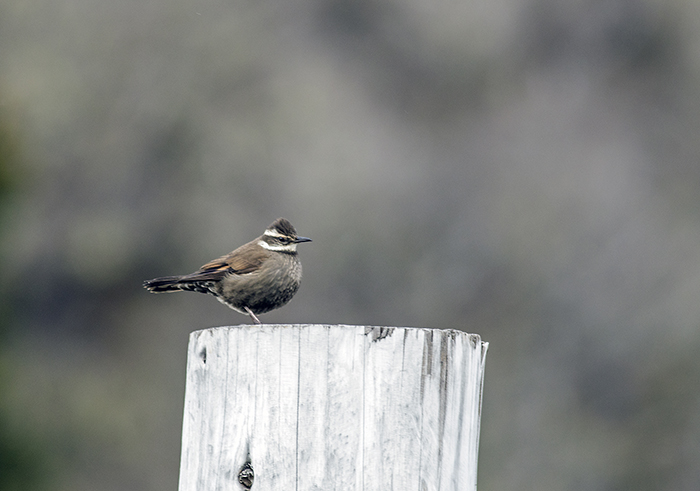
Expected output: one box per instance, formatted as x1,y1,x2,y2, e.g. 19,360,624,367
0,111,49,491
0,362,51,491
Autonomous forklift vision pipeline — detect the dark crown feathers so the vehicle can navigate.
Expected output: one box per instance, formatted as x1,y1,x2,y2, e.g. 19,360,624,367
269,218,297,237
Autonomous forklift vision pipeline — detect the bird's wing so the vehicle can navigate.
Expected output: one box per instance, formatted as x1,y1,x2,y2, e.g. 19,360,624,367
190,241,267,281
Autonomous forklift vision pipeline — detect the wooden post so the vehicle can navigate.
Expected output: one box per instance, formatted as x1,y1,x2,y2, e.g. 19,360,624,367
178,325,488,491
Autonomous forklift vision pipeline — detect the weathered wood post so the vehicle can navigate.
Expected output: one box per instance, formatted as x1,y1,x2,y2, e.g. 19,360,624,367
178,324,488,491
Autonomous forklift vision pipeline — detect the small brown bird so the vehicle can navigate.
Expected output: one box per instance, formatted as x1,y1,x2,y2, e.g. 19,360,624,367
143,218,311,323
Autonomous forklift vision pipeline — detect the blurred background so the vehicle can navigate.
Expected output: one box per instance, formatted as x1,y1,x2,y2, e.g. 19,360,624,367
1,0,700,489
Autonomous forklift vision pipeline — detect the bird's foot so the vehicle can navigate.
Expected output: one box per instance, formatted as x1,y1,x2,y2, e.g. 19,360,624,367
244,307,262,324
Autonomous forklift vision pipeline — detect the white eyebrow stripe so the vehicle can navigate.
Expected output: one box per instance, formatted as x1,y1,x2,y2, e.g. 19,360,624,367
258,240,297,252
263,228,285,238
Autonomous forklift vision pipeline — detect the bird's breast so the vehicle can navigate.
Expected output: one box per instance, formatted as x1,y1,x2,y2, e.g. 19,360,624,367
218,253,302,314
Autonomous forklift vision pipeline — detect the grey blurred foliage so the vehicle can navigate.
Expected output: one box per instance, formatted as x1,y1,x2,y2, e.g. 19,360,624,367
1,0,700,489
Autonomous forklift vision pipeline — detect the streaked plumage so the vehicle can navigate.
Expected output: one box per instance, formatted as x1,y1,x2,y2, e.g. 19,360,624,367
143,218,311,323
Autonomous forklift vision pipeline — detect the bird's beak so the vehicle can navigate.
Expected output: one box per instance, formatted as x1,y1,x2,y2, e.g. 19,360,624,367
294,236,312,243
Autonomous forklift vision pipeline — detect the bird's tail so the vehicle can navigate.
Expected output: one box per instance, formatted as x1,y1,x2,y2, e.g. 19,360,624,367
143,276,187,293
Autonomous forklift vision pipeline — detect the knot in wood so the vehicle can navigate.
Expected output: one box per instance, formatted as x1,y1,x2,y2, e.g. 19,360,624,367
238,462,254,489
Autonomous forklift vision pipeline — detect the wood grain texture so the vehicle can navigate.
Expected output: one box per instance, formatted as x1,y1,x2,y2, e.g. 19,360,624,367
178,325,488,491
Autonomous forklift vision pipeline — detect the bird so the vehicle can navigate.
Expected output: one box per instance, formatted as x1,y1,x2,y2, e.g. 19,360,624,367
143,218,311,324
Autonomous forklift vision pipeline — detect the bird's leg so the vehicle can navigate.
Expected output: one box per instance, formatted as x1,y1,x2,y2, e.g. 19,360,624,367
244,306,261,324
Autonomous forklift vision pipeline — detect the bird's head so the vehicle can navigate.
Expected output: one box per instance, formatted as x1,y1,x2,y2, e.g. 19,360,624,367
259,218,312,252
